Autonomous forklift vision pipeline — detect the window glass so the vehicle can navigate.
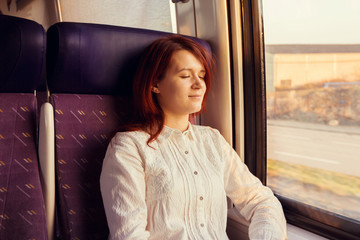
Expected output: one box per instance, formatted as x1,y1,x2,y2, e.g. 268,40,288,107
263,0,360,221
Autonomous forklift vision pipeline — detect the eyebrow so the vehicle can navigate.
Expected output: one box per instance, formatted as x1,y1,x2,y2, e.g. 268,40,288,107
177,68,206,73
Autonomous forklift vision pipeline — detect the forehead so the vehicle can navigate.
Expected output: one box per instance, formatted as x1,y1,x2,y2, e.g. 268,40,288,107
169,50,204,70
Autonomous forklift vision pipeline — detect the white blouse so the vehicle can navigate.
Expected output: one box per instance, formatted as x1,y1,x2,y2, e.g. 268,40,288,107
100,124,287,240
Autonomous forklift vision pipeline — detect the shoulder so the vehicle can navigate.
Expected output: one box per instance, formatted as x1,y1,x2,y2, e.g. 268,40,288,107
192,125,223,140
105,131,153,162
111,130,150,148
191,125,229,150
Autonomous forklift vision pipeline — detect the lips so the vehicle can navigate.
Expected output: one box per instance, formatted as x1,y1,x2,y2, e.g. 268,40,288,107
189,95,203,99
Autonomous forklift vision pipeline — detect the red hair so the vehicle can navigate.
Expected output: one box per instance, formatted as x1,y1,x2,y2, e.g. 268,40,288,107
122,35,214,144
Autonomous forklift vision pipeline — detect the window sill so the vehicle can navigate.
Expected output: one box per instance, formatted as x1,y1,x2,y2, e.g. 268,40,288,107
227,208,328,240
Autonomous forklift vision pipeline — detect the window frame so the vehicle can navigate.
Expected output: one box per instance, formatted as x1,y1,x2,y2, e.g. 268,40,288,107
239,0,360,239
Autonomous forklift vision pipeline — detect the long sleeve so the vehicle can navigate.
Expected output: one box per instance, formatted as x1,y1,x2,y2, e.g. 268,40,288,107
100,132,150,240
219,131,287,240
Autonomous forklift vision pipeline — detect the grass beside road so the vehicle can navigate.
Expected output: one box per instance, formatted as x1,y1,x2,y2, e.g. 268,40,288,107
268,159,360,197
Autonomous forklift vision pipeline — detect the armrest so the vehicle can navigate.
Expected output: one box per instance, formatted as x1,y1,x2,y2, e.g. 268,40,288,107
38,102,55,240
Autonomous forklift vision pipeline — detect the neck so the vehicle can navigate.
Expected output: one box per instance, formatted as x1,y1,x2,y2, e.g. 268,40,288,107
164,114,189,132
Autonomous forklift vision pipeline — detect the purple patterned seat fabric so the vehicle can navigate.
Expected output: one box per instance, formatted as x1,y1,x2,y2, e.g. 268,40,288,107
0,15,47,239
0,94,47,240
50,94,130,239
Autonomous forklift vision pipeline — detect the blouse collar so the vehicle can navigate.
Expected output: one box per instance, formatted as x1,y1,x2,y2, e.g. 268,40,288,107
158,122,196,142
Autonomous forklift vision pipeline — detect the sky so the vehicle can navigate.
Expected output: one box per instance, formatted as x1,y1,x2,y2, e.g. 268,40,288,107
262,0,360,44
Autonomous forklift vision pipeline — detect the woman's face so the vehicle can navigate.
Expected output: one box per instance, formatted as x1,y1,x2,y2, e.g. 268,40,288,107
154,50,206,119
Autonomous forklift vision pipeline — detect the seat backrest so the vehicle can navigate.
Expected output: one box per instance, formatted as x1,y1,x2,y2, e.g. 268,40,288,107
46,22,211,239
0,15,48,240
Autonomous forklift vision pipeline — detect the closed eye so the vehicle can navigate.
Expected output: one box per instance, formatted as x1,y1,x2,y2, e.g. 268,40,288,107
199,70,206,80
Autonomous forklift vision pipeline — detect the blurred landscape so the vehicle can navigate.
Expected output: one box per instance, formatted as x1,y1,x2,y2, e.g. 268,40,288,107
263,0,360,226
267,84,360,127
267,158,360,221
266,81,360,221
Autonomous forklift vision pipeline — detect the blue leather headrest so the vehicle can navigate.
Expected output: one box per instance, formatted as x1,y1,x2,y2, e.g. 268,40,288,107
46,22,211,95
0,15,45,93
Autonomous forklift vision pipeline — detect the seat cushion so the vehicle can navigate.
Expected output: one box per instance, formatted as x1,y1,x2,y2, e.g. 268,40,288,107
51,94,130,239
0,93,47,239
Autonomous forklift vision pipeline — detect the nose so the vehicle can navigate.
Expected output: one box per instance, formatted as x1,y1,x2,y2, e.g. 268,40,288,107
192,75,205,89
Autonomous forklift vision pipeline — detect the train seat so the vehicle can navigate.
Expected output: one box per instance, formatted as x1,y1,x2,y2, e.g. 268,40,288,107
46,22,211,239
46,22,166,240
0,15,48,239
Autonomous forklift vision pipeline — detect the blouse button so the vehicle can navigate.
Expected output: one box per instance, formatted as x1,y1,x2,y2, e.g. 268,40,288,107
200,223,204,227
194,171,198,175
200,196,203,200
185,150,189,154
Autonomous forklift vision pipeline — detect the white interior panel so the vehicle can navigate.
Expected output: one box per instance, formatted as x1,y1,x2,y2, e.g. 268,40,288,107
57,0,175,32
176,0,233,144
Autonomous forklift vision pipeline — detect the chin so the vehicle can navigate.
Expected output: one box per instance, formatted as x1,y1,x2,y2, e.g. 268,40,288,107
190,107,202,114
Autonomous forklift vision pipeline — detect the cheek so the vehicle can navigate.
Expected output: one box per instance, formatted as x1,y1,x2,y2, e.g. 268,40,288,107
166,83,187,97
157,84,180,106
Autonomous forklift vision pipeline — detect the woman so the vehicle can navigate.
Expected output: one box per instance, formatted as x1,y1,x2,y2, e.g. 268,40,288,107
100,35,287,240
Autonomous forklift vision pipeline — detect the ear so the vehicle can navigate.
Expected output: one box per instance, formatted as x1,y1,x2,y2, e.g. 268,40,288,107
151,84,160,93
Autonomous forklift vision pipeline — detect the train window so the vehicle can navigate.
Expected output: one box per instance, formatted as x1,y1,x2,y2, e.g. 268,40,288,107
262,0,360,238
